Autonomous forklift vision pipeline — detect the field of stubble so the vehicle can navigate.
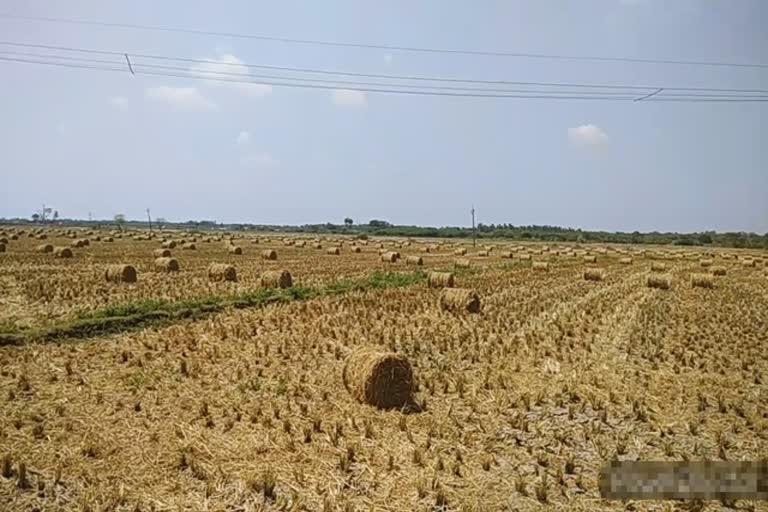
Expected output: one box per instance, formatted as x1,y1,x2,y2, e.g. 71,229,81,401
0,226,766,511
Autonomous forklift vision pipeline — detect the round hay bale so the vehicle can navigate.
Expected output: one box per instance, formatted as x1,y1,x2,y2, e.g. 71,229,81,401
699,259,713,268
647,274,672,290
35,234,47,240
583,268,605,282
741,259,756,268
105,264,137,284
500,251,514,259
405,255,423,265
650,262,667,272
712,266,727,276
0,243,5,253
313,243,323,250
428,271,454,288
326,247,340,255
484,245,494,252
208,263,237,282
153,248,171,258
10,234,18,241
53,247,73,258
454,258,471,269
154,257,180,272
532,261,549,272
454,248,467,256
518,254,531,261
182,243,197,250
0,237,7,244
381,251,398,263
71,239,85,248
261,270,293,289
583,255,597,263
619,257,633,265
477,250,489,257
420,246,431,253
351,246,361,253
228,245,243,255
36,243,54,253
261,249,277,260
342,348,415,409
161,240,177,249
103,237,114,242
439,288,481,313
691,273,714,289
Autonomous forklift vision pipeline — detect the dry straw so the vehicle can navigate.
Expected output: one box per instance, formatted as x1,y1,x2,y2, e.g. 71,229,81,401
583,268,605,282
105,264,137,284
261,249,278,260
53,247,73,258
454,248,467,256
36,244,54,253
182,243,197,250
427,271,454,288
619,257,633,265
153,248,171,258
439,288,481,313
154,257,180,272
342,347,415,409
352,246,361,253
700,259,713,268
712,266,727,276
208,263,237,282
477,250,489,257
261,270,293,289
381,252,398,263
532,261,549,272
326,247,340,255
518,254,531,261
405,255,423,265
690,273,714,289
583,255,597,263
647,274,672,290
161,240,177,249
454,258,471,269
228,245,243,255
650,262,667,272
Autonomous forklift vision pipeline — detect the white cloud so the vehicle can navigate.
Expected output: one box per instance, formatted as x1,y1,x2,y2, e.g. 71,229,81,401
190,54,272,97
568,124,608,148
109,96,128,109
240,152,278,168
145,86,217,112
384,53,393,65
236,131,251,145
332,89,367,108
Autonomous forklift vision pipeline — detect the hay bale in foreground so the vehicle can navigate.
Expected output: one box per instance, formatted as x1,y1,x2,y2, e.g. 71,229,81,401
153,248,171,258
691,273,714,289
428,271,454,288
326,247,340,255
405,255,423,265
532,261,549,272
647,274,672,290
619,257,633,265
712,266,727,276
208,263,237,282
261,249,277,260
105,264,137,284
53,247,73,258
36,243,54,253
154,257,179,272
454,258,471,269
343,348,415,409
261,270,293,289
583,268,605,282
439,288,481,313
381,251,398,263
650,262,667,272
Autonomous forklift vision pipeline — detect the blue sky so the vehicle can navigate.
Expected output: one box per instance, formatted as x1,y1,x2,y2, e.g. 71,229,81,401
1,0,766,232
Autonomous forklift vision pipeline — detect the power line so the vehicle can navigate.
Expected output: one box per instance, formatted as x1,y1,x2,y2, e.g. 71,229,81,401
2,41,767,96
1,13,766,70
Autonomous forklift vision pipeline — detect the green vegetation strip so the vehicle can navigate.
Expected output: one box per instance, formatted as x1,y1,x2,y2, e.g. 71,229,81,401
0,271,426,346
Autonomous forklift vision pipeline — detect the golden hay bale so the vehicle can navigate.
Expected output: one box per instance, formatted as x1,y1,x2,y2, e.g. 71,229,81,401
35,234,47,240
477,250,489,257
619,257,633,265
532,261,549,272
405,255,423,265
454,258,471,269
10,234,18,240
161,240,177,249
427,271,454,288
646,274,672,290
36,243,54,253
326,247,340,255
284,239,294,246
103,237,114,242
439,288,481,313
105,264,137,284
454,248,467,256
583,255,597,263
351,246,361,253
208,263,237,282
182,243,197,250
342,348,415,409
517,254,531,261
261,270,293,289
296,240,306,248
741,259,756,268
583,268,605,281
154,257,180,272
381,251,398,263
53,247,73,258
500,251,514,259
228,245,243,255
0,243,5,253
484,245,494,252
690,273,714,289
0,237,7,244
313,242,323,249
153,248,171,258
420,246,431,253
650,262,667,272
71,239,85,248
699,259,713,268
711,266,727,276
261,249,278,260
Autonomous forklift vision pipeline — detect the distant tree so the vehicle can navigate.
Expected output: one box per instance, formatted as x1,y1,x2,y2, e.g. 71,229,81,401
344,217,354,228
31,213,40,222
369,219,391,228
114,213,126,232
698,233,713,244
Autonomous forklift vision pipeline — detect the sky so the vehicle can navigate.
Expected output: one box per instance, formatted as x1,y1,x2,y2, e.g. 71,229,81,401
0,0,766,233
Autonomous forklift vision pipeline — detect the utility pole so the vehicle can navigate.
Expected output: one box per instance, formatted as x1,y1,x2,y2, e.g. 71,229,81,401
88,212,92,222
146,208,152,234
471,205,476,247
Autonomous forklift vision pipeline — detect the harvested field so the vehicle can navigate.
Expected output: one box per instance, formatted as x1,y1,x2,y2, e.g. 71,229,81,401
0,228,766,511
